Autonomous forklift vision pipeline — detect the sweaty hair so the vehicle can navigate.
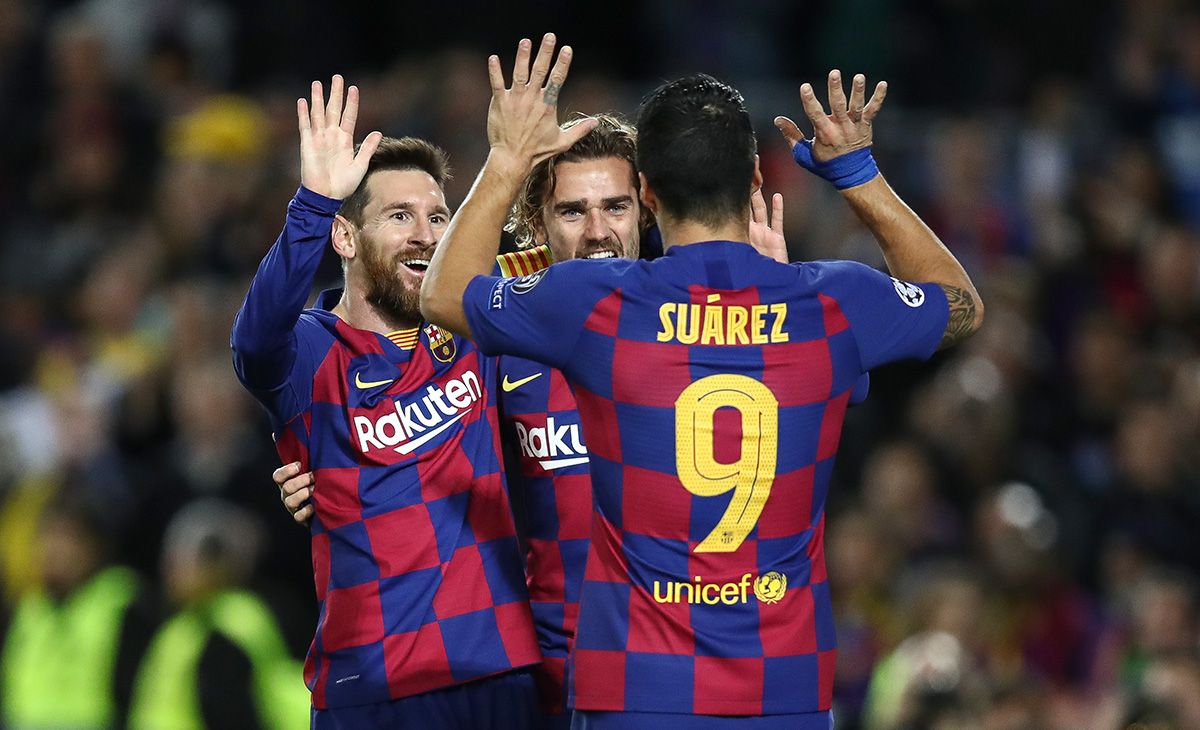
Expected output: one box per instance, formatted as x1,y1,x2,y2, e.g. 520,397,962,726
636,74,756,226
338,136,451,226
506,114,650,247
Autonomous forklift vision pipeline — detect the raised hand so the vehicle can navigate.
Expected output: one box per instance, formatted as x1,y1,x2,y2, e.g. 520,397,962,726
749,189,788,264
296,75,382,200
486,33,596,170
774,70,887,163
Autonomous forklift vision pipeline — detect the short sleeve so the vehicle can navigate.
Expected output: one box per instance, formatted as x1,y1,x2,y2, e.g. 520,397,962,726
463,259,610,368
814,260,949,371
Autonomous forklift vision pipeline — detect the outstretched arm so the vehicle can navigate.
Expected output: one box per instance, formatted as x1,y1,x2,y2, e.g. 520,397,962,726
775,70,983,349
231,76,381,395
421,33,595,336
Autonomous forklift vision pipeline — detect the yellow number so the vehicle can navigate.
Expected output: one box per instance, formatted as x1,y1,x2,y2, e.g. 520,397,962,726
675,375,778,552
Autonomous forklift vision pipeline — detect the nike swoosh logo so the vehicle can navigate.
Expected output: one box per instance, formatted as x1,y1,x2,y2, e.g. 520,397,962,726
501,372,543,392
355,372,395,390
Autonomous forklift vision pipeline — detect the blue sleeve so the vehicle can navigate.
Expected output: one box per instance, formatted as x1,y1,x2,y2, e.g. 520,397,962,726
230,186,340,415
462,260,610,369
815,260,949,371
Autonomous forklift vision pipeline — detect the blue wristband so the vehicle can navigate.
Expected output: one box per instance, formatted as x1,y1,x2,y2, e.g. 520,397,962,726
792,142,879,190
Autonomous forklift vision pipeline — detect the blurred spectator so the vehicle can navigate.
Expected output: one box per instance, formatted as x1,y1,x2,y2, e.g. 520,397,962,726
127,499,307,730
0,490,158,729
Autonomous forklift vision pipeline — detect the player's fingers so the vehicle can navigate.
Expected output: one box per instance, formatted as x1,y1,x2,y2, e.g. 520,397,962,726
310,81,325,129
340,85,360,134
773,115,805,149
797,85,838,138
827,69,849,121
274,461,302,487
326,74,344,128
293,504,314,526
862,81,888,123
544,45,574,104
354,130,383,168
559,115,597,148
511,38,532,87
771,193,785,233
487,55,505,93
297,99,311,139
848,74,866,121
281,471,315,498
284,486,312,511
751,188,767,223
529,32,556,87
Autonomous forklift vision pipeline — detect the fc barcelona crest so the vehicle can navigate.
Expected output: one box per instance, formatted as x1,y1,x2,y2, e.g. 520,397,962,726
424,323,457,363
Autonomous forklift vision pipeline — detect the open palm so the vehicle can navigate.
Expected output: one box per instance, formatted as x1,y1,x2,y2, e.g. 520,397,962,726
774,70,887,163
297,75,382,200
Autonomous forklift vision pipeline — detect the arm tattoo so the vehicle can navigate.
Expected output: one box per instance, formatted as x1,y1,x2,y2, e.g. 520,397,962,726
543,82,562,105
938,285,977,349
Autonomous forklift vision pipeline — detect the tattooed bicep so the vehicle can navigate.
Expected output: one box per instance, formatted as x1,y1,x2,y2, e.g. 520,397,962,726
938,285,978,349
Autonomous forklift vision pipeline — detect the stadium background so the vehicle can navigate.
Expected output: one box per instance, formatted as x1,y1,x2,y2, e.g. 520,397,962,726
0,0,1198,727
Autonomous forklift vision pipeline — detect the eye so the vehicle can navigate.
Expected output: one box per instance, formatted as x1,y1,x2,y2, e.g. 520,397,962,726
390,210,412,222
430,214,448,225
560,209,583,220
607,202,632,214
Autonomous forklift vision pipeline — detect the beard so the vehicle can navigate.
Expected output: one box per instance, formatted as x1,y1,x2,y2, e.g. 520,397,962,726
359,235,422,325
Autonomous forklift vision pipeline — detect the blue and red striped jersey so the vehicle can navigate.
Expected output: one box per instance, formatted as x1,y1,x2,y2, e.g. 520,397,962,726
231,187,541,709
462,241,949,715
497,356,592,715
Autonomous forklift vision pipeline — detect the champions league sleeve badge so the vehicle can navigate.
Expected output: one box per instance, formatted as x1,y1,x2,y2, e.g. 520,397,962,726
423,323,457,363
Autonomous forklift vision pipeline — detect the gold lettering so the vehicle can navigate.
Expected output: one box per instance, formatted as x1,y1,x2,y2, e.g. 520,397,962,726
657,304,675,342
721,583,740,604
701,306,725,345
653,580,673,603
679,580,695,603
726,306,749,345
677,304,700,345
751,305,769,344
703,583,721,604
769,304,789,343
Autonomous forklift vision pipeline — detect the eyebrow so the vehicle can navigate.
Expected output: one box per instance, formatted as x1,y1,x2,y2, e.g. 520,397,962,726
380,201,452,217
553,195,634,212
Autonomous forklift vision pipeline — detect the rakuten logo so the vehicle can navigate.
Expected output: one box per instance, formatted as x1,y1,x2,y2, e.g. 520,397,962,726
353,372,482,454
514,417,589,470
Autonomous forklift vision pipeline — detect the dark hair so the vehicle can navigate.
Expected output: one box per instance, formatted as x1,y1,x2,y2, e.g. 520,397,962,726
636,74,756,226
506,114,650,247
338,136,451,225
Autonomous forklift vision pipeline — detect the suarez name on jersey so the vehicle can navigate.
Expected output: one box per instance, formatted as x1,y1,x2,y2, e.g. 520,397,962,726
461,241,949,716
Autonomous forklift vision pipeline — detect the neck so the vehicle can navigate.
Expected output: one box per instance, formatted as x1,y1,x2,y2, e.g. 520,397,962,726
331,279,421,334
658,211,751,251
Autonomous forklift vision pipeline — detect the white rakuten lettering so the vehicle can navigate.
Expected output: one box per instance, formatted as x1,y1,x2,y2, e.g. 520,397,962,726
353,371,482,454
514,416,590,470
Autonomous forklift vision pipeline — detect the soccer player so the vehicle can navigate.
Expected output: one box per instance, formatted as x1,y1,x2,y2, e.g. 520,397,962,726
421,35,983,730
230,75,558,728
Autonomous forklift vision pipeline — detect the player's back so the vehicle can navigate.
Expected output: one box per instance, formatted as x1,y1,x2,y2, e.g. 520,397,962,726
464,238,948,716
560,239,948,716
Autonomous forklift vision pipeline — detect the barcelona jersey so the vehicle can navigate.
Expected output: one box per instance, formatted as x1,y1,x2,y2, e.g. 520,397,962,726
497,356,592,715
231,187,541,709
461,241,949,715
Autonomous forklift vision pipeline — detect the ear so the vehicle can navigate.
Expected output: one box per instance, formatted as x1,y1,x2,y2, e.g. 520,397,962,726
331,215,356,262
751,154,763,194
638,172,659,215
531,211,549,245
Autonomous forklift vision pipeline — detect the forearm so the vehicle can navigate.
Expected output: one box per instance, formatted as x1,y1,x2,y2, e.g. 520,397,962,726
421,150,530,335
840,175,983,344
231,187,338,389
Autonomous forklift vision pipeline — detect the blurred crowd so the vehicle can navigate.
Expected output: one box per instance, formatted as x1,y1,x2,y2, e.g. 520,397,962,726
0,0,1197,728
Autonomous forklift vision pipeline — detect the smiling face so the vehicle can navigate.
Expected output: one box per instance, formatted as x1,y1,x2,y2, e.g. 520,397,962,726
344,168,450,323
537,156,641,262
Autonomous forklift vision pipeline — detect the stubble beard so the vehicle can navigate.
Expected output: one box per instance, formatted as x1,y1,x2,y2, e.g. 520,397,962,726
360,235,422,325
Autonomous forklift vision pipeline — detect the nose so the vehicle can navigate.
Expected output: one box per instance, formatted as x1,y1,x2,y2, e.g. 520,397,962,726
411,217,437,250
584,208,608,242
